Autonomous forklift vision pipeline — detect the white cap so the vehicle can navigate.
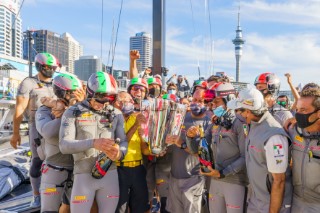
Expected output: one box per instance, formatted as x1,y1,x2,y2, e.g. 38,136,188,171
227,88,265,111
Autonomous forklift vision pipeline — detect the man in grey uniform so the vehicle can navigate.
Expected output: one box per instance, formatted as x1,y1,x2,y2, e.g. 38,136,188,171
59,71,127,213
10,52,59,208
288,85,320,213
228,88,292,213
165,89,212,213
35,73,84,212
254,72,293,126
199,82,248,213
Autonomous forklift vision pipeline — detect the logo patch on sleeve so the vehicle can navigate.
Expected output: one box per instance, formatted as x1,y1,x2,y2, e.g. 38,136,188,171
273,144,284,157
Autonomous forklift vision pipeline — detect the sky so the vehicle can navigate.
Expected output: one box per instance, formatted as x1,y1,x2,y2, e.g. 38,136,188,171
20,0,320,89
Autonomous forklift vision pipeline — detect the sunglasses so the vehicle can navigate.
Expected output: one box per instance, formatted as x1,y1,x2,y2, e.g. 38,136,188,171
277,101,287,107
131,85,146,92
94,93,116,104
43,64,58,71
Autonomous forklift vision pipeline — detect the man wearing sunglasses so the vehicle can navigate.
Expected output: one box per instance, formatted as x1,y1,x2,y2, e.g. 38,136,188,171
127,77,149,110
10,52,60,208
59,71,128,213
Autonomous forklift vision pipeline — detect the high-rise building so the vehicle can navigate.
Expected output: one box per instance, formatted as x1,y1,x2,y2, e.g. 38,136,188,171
130,32,152,72
74,55,101,81
61,32,83,73
23,30,69,68
0,0,22,58
232,8,245,82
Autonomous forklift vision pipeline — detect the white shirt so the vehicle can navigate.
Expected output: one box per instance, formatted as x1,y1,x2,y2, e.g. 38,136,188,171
264,135,289,173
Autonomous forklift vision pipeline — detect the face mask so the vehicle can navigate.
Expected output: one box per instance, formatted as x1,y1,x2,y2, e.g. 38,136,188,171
213,105,226,117
295,110,319,129
133,97,142,105
121,102,134,115
41,69,55,78
258,89,269,98
168,89,176,95
149,88,161,98
190,103,206,116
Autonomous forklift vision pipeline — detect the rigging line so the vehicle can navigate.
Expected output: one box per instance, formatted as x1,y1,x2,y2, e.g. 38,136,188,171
100,0,104,63
189,0,201,79
107,18,115,67
12,0,25,28
111,0,124,75
207,0,214,75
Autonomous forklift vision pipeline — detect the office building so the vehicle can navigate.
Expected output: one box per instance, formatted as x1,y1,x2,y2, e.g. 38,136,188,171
74,55,101,81
0,0,22,58
129,32,151,72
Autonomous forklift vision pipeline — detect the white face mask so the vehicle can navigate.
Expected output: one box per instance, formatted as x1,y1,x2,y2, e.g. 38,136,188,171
168,89,176,95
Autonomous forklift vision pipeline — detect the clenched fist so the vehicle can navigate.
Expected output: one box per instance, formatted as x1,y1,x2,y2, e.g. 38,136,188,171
130,50,140,60
187,126,200,138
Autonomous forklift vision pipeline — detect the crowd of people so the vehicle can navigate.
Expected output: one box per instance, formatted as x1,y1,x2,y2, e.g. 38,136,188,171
8,50,320,213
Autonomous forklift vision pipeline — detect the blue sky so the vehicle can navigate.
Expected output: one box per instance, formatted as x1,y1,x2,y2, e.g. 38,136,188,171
21,0,320,89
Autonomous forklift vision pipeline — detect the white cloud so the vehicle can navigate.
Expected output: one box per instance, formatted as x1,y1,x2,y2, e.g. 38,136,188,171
163,28,320,89
223,0,320,26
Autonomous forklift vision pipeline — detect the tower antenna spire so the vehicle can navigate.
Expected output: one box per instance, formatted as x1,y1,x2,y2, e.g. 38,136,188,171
232,1,245,82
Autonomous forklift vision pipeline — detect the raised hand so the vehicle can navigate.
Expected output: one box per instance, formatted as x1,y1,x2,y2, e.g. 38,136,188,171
130,50,140,60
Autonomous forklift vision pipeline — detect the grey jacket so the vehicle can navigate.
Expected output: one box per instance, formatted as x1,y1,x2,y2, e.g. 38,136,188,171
59,101,128,174
35,105,73,168
246,111,292,206
17,76,55,124
289,126,320,203
205,113,248,186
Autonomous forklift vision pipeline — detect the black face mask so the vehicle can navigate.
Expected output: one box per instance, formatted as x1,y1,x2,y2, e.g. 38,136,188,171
258,89,269,98
41,69,55,78
149,88,161,98
295,110,319,129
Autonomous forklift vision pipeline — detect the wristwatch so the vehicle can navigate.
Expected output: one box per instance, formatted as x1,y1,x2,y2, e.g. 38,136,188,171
180,142,187,149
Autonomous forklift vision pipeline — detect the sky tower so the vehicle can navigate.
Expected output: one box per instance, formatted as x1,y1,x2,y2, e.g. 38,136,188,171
232,7,245,82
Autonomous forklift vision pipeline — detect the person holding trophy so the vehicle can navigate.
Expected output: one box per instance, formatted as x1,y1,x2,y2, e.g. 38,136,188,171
59,72,128,212
165,89,212,213
195,82,248,213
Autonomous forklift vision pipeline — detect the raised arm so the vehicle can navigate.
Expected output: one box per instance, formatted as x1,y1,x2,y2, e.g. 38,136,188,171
129,50,140,79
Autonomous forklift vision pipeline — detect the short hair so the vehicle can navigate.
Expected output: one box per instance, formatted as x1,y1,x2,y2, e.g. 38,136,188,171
300,87,320,110
302,83,320,92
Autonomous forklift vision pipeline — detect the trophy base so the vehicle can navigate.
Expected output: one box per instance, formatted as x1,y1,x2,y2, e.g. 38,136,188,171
151,148,162,155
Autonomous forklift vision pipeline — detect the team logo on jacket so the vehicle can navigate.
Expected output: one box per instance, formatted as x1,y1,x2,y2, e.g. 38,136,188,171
273,144,284,157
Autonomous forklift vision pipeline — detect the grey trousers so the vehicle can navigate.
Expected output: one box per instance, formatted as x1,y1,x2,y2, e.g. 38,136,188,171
247,193,291,213
40,164,72,212
166,175,205,213
29,124,42,194
70,169,119,213
209,179,246,213
292,195,320,213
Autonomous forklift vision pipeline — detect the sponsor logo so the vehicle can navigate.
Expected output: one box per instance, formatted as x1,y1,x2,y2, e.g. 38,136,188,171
226,204,241,209
242,100,254,106
81,113,92,118
295,135,303,143
106,195,119,198
156,179,165,185
72,195,89,204
43,187,59,195
249,145,263,152
276,159,283,164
